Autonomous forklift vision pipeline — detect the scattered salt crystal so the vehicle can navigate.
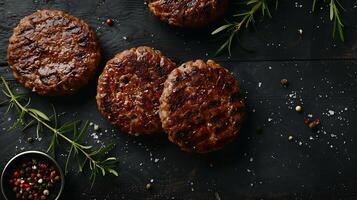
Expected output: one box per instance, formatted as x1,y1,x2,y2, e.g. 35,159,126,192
328,110,335,116
298,28,303,34
91,132,99,140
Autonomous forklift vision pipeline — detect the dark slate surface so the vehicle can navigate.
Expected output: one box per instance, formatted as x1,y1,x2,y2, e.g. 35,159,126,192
1,0,357,199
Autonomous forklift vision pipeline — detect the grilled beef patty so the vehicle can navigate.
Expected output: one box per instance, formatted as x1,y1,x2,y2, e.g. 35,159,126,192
159,60,245,153
7,9,100,96
96,46,177,135
147,0,229,28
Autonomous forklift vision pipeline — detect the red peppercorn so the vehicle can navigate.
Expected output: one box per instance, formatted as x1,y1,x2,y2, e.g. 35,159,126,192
304,118,311,125
13,171,20,178
308,118,321,129
50,171,56,178
314,118,320,125
105,18,113,26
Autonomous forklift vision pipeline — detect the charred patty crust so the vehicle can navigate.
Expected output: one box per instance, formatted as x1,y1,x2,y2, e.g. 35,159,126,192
147,0,229,28
96,46,177,135
159,60,245,153
7,9,100,96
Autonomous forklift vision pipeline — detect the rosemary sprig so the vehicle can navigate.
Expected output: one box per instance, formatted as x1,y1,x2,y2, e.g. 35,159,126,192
212,0,276,56
0,77,119,186
312,0,345,41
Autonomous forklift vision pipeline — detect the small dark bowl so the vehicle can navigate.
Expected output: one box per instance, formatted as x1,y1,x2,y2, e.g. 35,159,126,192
1,151,65,200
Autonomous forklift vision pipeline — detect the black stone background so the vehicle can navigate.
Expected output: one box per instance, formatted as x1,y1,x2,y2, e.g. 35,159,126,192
0,0,357,199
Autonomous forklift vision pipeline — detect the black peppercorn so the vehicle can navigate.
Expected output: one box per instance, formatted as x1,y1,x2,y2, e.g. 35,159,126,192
280,78,289,87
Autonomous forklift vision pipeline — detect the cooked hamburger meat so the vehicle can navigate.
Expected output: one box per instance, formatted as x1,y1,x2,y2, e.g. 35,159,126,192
147,0,229,28
159,60,245,153
96,46,177,135
7,9,100,96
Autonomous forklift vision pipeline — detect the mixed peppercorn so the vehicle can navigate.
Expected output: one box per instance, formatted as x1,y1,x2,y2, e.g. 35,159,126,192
8,159,61,200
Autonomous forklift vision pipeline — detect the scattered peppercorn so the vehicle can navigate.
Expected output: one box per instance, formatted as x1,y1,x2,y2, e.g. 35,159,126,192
308,118,320,129
288,135,294,141
295,105,302,112
9,159,61,200
280,78,289,87
43,189,49,196
105,18,113,26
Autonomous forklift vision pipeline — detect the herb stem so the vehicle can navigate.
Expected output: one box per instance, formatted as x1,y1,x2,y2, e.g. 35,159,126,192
1,77,118,184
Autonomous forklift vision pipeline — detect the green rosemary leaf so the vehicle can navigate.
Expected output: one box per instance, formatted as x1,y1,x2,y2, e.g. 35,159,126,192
58,120,80,133
330,1,334,20
78,144,93,150
5,102,14,114
247,0,259,5
51,104,58,129
8,118,21,132
212,24,234,35
90,143,115,158
214,40,229,56
227,31,235,56
75,121,89,142
78,157,87,172
47,133,58,153
312,0,317,11
103,157,117,162
108,169,119,176
36,121,42,138
338,22,345,42
28,108,50,121
22,119,35,132
65,145,75,174
101,158,118,167
0,99,9,106
2,89,11,98
99,166,106,176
